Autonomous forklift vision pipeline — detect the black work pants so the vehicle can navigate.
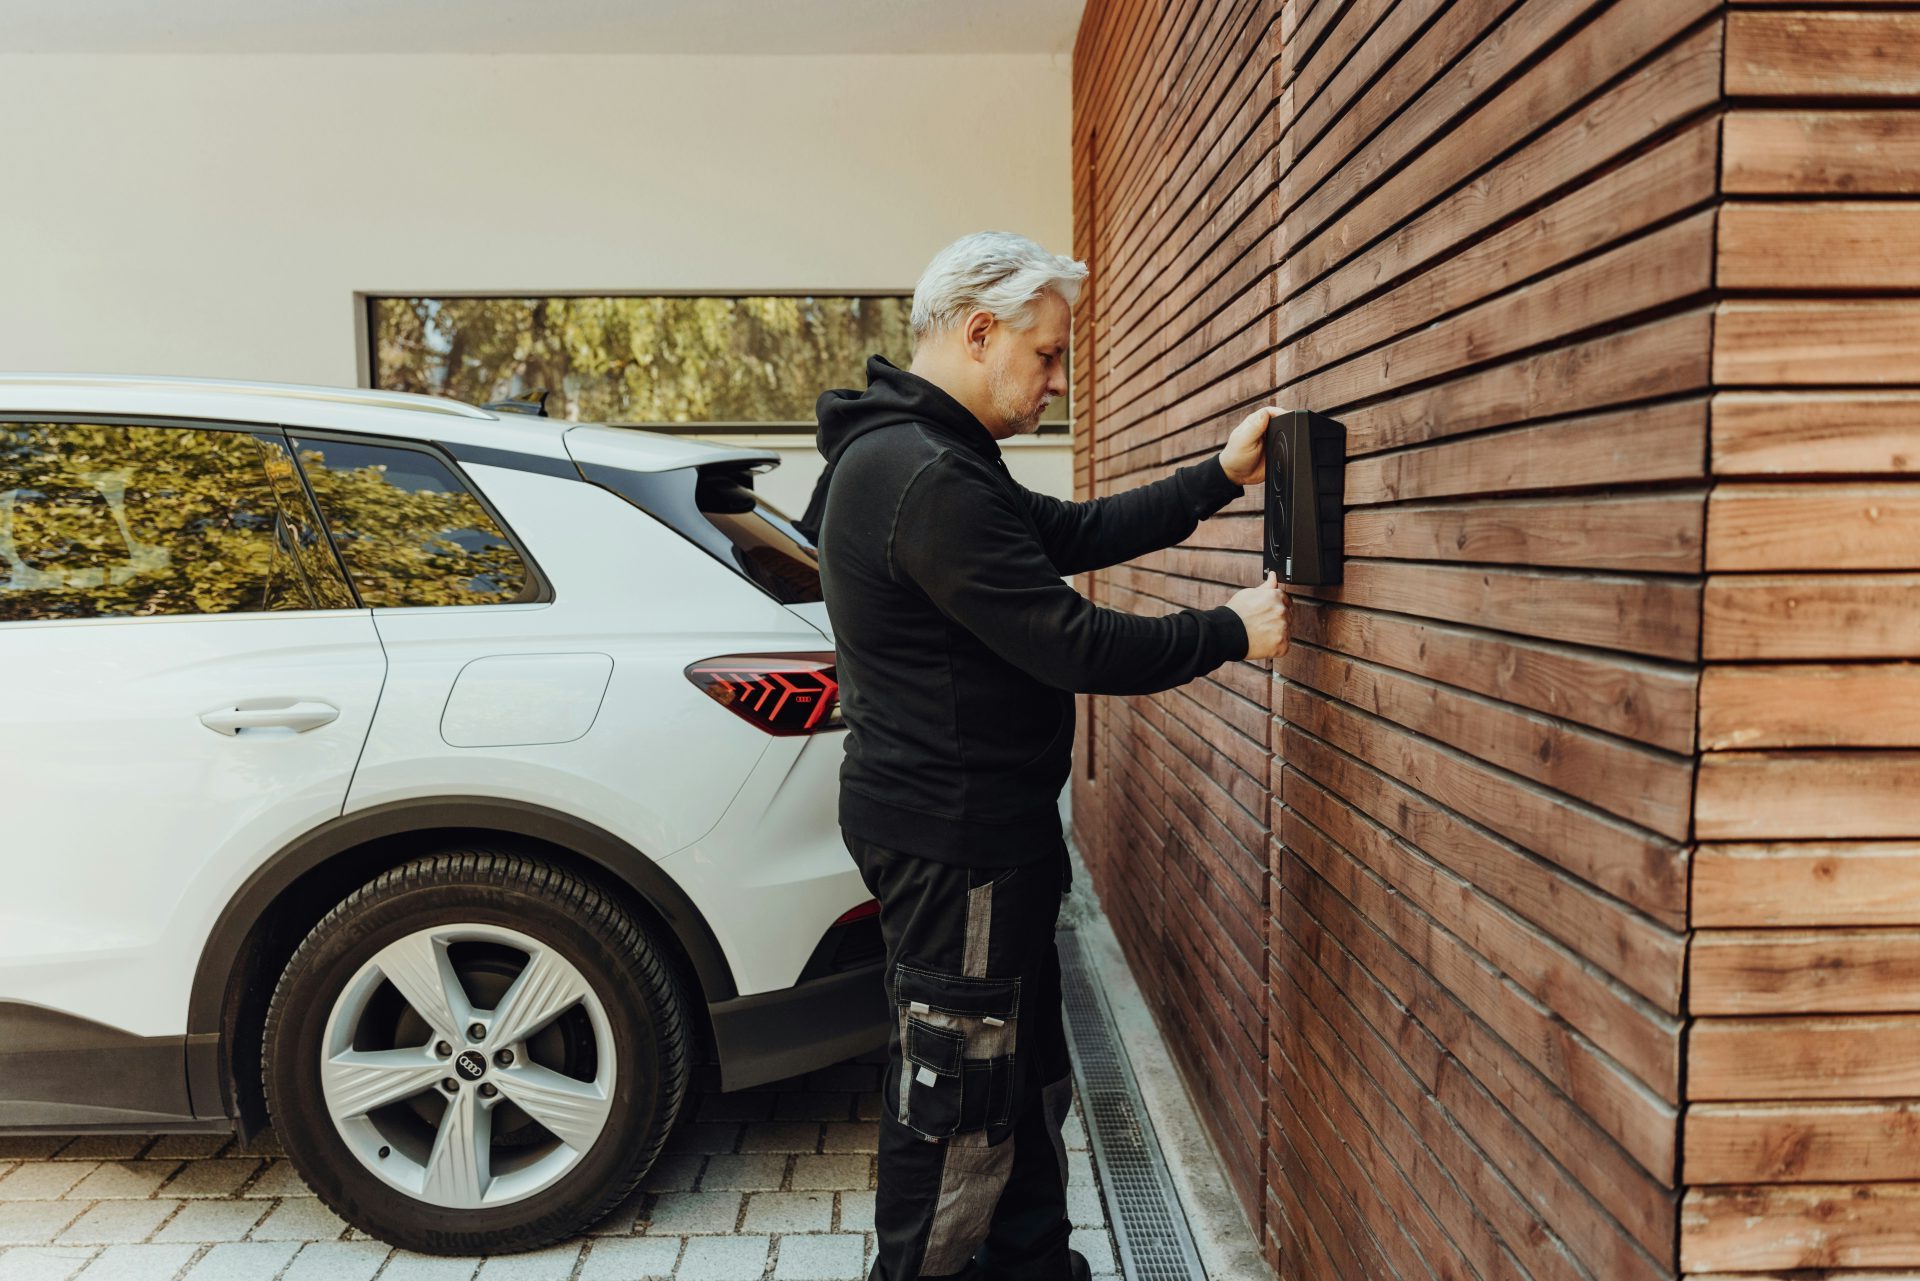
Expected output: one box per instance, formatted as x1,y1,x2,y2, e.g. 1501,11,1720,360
846,830,1076,1281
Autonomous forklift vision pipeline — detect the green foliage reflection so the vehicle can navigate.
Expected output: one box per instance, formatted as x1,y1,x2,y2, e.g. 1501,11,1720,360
0,424,311,622
293,438,530,608
372,295,1068,427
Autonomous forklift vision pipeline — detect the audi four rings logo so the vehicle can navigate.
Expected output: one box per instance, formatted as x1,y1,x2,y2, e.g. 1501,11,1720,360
455,1052,486,1080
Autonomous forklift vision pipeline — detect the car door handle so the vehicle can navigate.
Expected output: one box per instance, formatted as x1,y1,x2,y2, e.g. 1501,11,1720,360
199,700,342,736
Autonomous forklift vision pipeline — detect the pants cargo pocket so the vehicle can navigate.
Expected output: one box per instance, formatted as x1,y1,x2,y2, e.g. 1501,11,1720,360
894,964,1020,1144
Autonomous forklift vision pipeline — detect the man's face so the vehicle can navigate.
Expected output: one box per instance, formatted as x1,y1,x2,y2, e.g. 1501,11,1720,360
984,290,1071,438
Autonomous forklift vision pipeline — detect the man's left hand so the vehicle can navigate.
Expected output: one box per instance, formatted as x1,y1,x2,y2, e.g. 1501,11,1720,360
1218,404,1289,486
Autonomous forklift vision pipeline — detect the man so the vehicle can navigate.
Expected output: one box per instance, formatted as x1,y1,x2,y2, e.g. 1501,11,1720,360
806,231,1290,1281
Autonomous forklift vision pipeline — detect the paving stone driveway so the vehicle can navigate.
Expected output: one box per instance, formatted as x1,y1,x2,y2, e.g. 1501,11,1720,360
0,1050,1123,1281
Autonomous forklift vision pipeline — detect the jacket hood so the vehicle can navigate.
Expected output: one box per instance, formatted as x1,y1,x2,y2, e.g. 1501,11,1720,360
795,355,998,542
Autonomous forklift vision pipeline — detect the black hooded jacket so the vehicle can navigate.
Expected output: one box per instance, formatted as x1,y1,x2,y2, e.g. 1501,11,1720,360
807,355,1248,866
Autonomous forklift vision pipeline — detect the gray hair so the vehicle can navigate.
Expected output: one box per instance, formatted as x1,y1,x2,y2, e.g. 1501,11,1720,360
910,231,1089,345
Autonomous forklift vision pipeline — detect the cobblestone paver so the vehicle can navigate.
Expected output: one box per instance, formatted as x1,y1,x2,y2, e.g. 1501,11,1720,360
0,1051,1121,1280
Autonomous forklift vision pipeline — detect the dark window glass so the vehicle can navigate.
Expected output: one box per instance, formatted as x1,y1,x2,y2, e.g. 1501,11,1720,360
578,461,821,605
367,295,1069,433
697,470,822,605
292,437,531,608
0,422,351,623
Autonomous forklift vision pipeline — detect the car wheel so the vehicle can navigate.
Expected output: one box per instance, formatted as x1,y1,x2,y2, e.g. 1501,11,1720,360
263,851,689,1253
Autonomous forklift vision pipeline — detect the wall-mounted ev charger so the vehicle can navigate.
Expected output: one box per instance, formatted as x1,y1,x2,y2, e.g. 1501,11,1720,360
1263,409,1346,586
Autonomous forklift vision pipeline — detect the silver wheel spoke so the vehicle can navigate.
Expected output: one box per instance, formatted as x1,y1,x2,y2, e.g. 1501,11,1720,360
323,1047,445,1119
372,932,472,1044
493,1063,612,1153
486,947,588,1048
422,1086,491,1207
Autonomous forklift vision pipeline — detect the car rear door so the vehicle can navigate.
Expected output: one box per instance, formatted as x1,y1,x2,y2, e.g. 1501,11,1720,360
0,420,385,1112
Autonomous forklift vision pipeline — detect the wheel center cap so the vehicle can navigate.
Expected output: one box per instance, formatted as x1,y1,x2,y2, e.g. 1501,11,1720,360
454,1051,487,1081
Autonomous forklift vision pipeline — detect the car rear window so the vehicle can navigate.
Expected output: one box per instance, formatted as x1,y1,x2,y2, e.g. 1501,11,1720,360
580,461,821,605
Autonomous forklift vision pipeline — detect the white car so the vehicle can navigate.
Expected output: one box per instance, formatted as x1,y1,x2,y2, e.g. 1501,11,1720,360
0,374,885,1253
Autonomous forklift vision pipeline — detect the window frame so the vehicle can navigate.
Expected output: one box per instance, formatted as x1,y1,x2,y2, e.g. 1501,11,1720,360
284,428,556,611
0,413,360,628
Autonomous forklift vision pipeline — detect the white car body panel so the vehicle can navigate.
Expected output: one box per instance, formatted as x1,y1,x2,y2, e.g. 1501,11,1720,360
0,610,385,1035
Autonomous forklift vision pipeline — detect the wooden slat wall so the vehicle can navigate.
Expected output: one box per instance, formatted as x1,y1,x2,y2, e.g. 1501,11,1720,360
1682,7,1920,1277
1073,2,1919,1277
1070,0,1286,1219
1265,0,1719,1275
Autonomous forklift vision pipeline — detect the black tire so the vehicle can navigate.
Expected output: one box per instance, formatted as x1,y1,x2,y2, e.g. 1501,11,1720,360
262,851,689,1254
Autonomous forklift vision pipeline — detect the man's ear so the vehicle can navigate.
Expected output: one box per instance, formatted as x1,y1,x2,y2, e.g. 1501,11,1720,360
963,309,995,362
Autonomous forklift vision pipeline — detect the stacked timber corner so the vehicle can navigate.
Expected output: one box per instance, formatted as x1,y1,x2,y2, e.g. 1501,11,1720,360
1068,1,1920,1277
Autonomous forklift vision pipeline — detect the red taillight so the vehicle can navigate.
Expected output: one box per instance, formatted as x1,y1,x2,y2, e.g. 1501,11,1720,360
834,899,880,926
686,652,842,736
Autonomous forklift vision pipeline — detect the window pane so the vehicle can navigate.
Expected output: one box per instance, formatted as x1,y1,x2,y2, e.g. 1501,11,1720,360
369,295,1070,429
292,437,531,608
0,423,340,622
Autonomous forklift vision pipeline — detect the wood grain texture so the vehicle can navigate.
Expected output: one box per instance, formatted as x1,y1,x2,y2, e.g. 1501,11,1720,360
1691,929,1920,1014
1288,596,1700,754
1726,10,1920,97
1346,397,1707,505
1687,1101,1920,1183
1708,484,1920,571
1704,574,1920,661
1725,111,1920,194
1683,1184,1920,1272
1689,1016,1920,1099
1721,203,1920,289
1701,664,1920,749
1694,842,1920,927
1697,751,1920,841
1712,392,1920,476
1715,302,1920,386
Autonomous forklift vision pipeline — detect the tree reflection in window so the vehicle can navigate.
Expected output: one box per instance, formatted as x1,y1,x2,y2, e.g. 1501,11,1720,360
368,295,1068,432
0,423,325,622
292,438,532,609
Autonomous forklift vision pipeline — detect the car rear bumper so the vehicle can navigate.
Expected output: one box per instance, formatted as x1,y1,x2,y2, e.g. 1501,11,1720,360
707,960,888,1091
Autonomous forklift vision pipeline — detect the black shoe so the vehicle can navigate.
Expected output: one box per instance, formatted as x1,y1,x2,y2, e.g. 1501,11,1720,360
969,1248,1090,1281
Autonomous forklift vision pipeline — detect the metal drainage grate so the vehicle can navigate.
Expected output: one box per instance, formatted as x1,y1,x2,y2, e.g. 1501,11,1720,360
1058,924,1207,1281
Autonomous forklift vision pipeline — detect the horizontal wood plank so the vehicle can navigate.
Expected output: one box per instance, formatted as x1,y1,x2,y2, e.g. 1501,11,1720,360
1725,110,1920,194
1704,574,1920,661
1689,1016,1920,1100
1687,1101,1920,1183
1712,392,1920,476
1701,663,1920,749
1694,842,1920,927
1727,10,1920,97
1347,491,1704,573
1683,1183,1920,1272
1715,301,1920,386
1697,751,1920,841
1691,929,1920,1014
1721,202,1920,289
1708,484,1920,571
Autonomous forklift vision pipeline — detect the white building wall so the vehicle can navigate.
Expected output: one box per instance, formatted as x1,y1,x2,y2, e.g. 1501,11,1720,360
0,53,1073,498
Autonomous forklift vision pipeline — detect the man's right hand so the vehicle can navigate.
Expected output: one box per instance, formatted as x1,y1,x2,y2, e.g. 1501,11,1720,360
1226,571,1290,660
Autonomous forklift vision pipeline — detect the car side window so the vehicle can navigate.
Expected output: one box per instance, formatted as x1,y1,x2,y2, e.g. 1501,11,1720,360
290,436,533,608
0,421,354,623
